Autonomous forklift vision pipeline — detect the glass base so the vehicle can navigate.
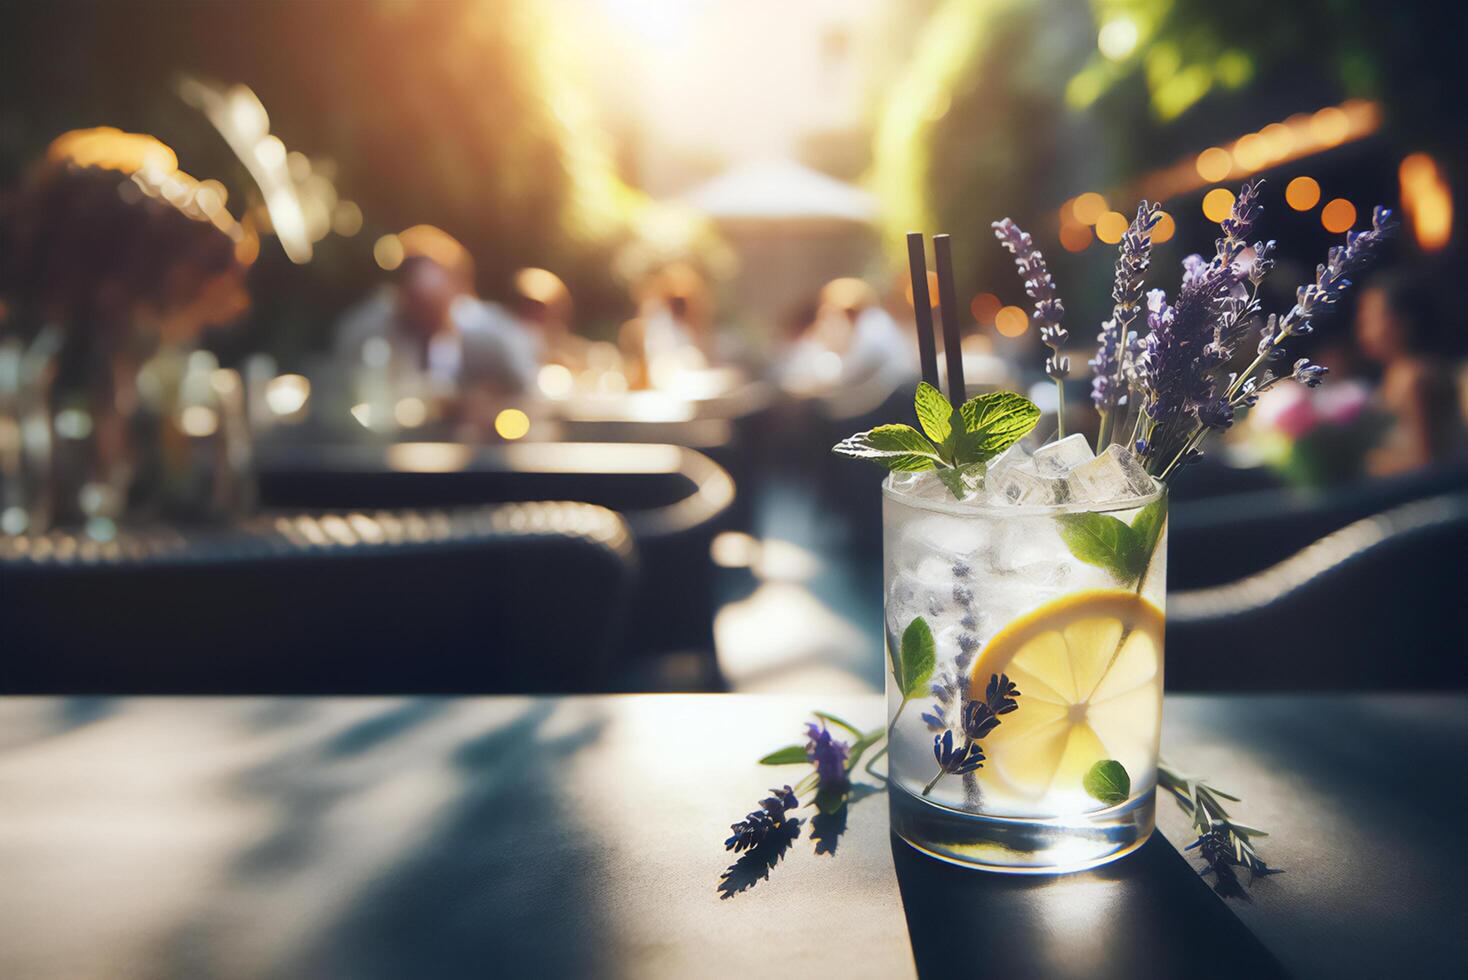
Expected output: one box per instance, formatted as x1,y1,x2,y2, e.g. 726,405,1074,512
890,783,1155,874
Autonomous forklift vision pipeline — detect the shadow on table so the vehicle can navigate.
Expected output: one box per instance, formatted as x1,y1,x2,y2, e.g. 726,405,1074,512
151,699,613,979
295,706,611,978
891,830,1289,980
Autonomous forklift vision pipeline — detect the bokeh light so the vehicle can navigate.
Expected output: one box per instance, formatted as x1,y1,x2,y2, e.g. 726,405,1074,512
1399,153,1453,252
994,306,1029,337
1320,198,1357,233
494,408,531,440
1195,147,1232,183
1094,211,1128,245
1072,192,1108,225
1097,17,1139,61
1059,222,1093,252
904,270,941,309
537,363,575,399
969,292,1002,325
1202,188,1236,223
264,374,310,417
1232,133,1268,171
1310,106,1350,146
1285,176,1321,211
1151,211,1175,243
373,234,405,271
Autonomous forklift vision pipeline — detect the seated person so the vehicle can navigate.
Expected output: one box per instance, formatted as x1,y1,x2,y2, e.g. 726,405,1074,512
511,266,589,371
620,263,712,389
1355,269,1466,475
337,226,537,403
781,278,912,391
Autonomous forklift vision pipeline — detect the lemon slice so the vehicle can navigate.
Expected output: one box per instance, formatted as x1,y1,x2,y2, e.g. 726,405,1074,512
967,589,1164,807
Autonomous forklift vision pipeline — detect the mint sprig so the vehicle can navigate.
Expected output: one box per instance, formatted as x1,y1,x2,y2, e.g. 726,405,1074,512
833,383,1040,498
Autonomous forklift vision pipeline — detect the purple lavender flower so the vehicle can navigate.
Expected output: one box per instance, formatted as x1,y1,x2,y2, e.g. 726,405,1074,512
804,723,850,792
960,673,1020,740
1261,206,1397,353
1291,358,1328,388
1092,202,1162,416
724,785,799,852
932,729,986,775
993,218,1068,382
1133,182,1264,466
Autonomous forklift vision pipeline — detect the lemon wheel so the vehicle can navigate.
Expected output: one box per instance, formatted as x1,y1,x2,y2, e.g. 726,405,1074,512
967,589,1164,807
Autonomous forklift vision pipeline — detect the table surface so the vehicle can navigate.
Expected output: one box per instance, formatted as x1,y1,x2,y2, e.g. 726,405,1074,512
0,693,1462,980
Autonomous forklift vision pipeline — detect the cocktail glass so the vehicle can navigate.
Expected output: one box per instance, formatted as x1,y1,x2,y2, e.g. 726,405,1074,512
884,469,1166,872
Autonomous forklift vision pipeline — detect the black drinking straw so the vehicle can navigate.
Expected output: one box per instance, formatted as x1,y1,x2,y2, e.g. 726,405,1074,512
933,234,966,405
906,232,940,388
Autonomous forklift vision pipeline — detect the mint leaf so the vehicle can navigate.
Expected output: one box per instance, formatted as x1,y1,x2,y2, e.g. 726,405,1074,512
936,461,986,500
1056,512,1143,583
913,382,953,446
832,424,943,471
1084,759,1131,805
956,392,1040,463
1130,497,1167,568
758,745,808,765
898,617,935,698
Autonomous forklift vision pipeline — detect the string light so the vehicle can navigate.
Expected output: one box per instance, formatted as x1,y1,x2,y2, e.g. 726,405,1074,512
1320,198,1357,234
1072,192,1108,225
1151,211,1175,243
1399,153,1453,252
1195,148,1232,183
1094,211,1128,244
1202,188,1235,223
1285,176,1321,211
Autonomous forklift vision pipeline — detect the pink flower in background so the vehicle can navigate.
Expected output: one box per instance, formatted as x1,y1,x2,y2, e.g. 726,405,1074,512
1252,385,1317,439
1314,380,1370,427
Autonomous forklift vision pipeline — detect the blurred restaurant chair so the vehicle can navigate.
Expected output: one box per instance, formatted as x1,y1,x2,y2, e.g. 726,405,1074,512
1169,458,1468,589
256,441,735,683
0,501,634,695
1167,493,1468,691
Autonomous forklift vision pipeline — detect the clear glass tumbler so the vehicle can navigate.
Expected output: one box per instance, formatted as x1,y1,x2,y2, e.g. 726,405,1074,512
884,474,1166,872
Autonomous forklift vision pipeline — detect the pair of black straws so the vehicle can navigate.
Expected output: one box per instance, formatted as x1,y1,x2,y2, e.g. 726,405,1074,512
906,231,966,405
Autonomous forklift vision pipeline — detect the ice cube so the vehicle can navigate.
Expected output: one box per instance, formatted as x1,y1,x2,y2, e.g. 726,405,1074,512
1069,444,1155,503
989,461,1071,506
983,443,1030,486
1032,433,1095,476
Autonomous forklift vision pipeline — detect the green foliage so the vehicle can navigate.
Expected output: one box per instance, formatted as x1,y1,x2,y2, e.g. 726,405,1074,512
1056,496,1165,585
1084,759,1131,805
833,385,1039,499
832,424,944,471
758,745,808,766
895,617,936,699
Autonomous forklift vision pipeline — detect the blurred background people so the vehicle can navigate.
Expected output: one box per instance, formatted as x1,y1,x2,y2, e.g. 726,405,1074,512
781,277,911,393
1356,268,1467,475
336,225,538,411
621,263,713,389
511,266,587,371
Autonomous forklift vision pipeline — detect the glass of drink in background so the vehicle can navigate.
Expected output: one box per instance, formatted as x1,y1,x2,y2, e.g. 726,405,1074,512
884,436,1166,872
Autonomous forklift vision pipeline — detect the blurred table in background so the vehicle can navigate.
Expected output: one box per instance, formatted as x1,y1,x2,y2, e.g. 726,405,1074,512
1,693,1460,979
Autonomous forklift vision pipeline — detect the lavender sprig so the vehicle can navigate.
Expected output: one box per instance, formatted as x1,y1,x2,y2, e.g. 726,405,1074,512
1158,761,1277,896
922,672,1020,796
804,722,851,794
993,218,1070,436
724,785,800,853
1094,202,1161,447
